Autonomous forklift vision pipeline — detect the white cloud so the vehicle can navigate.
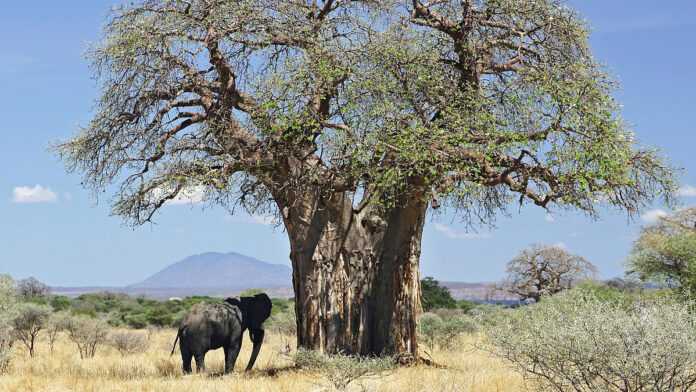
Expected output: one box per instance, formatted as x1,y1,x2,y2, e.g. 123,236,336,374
166,186,206,205
641,209,668,224
677,185,696,197
433,223,491,240
544,213,555,223
12,185,58,204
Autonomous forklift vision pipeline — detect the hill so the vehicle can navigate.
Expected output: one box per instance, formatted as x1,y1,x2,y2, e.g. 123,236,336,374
129,251,292,291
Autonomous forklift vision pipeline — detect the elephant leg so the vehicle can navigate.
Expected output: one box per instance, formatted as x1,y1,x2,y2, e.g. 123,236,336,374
181,347,193,374
224,339,242,374
194,352,206,373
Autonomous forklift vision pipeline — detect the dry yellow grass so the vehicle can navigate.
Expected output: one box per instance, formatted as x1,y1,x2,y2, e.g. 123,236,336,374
0,329,525,392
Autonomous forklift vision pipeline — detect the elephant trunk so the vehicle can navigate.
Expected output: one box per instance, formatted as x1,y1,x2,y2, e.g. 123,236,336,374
245,328,265,371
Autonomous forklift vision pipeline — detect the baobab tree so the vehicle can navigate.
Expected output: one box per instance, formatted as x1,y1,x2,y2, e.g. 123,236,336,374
58,0,674,358
500,244,597,302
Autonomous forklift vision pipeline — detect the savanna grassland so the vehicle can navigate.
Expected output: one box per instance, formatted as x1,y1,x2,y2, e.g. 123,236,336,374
0,330,522,392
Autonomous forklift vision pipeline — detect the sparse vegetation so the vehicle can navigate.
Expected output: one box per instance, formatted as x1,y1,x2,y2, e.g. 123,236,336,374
109,330,149,356
295,349,396,390
12,303,52,357
486,291,696,392
63,315,110,359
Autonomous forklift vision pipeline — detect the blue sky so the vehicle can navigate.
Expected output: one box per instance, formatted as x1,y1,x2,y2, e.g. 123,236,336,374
1,1,694,286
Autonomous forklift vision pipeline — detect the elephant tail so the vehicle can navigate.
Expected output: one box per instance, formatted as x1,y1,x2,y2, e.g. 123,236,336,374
170,327,184,356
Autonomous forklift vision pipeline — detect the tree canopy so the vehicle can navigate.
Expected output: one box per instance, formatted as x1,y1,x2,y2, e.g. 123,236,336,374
500,244,597,302
420,277,457,311
628,207,696,295
58,0,674,226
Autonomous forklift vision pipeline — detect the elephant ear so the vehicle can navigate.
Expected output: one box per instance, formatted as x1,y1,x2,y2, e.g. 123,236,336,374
244,293,272,330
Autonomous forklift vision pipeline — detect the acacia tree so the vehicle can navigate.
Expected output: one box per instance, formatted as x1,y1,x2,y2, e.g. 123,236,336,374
500,244,597,302
628,207,696,295
58,0,674,357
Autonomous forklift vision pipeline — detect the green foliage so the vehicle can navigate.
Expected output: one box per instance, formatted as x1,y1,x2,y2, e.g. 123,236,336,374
486,292,696,392
57,0,674,230
456,299,477,313
421,277,457,311
628,207,696,297
49,296,71,312
418,311,477,353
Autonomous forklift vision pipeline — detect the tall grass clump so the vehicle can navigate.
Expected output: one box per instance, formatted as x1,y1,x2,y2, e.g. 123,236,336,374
486,292,696,392
295,349,395,390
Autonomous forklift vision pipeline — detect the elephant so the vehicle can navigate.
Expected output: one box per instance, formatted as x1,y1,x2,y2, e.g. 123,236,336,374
170,293,272,374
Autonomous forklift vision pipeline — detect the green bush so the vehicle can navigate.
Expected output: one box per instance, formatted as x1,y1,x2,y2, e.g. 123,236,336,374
49,296,71,312
486,292,696,392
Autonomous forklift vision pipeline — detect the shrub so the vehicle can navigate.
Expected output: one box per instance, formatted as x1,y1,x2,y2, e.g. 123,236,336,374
294,349,395,391
12,303,52,357
417,313,443,353
46,312,71,354
49,295,72,312
0,275,17,373
63,316,109,359
109,331,149,356
436,316,477,350
268,308,297,337
418,311,477,352
486,292,696,392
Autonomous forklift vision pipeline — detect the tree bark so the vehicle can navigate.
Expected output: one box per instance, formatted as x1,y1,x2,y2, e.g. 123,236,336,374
276,188,427,358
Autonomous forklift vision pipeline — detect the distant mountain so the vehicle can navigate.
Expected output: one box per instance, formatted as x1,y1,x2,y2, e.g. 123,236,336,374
129,251,292,291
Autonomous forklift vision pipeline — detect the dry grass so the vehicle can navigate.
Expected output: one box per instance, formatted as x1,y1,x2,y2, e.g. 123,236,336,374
0,329,525,392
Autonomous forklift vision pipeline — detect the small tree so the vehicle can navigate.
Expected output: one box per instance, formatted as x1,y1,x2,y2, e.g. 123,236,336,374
12,303,52,357
421,277,457,311
64,316,109,359
628,207,696,296
46,312,72,354
16,277,50,300
500,245,597,302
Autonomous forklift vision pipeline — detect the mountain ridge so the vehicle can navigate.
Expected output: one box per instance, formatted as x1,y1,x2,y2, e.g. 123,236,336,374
129,251,292,290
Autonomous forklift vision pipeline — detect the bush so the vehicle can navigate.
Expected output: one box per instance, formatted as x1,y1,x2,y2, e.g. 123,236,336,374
47,312,71,354
12,303,52,357
63,316,109,359
109,331,149,356
294,349,395,390
486,292,696,392
418,313,443,353
0,275,17,373
268,308,296,337
418,312,476,352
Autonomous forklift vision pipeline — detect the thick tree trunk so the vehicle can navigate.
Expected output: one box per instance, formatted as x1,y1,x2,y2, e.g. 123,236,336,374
277,189,427,358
